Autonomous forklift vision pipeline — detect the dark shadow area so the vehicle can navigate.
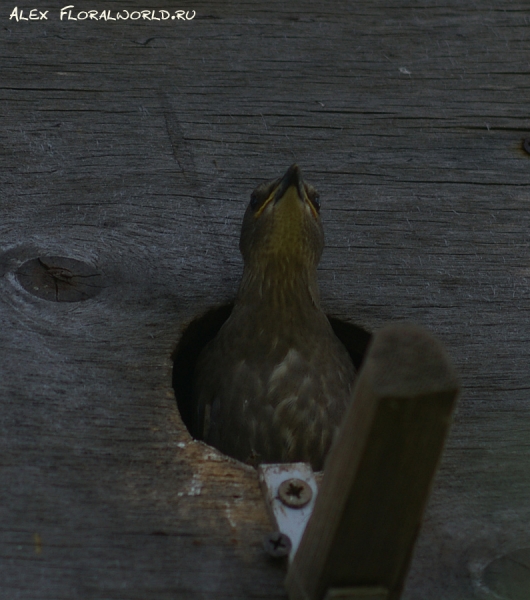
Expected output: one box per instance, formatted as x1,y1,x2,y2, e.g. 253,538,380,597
172,304,234,435
326,317,372,371
172,304,372,437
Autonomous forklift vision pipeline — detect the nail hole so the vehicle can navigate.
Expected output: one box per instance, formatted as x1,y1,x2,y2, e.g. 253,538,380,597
172,304,371,445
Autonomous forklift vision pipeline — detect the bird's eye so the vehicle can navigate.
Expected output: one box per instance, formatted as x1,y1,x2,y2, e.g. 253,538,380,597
310,193,321,212
250,192,260,210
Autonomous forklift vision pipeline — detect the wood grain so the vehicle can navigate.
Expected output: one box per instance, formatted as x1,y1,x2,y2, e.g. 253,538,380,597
1,1,529,598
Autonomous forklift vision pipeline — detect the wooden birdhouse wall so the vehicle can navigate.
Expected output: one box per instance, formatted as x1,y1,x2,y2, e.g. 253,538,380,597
1,1,529,598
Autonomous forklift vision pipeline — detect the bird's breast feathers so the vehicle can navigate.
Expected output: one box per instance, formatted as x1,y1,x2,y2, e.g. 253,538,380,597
196,334,354,468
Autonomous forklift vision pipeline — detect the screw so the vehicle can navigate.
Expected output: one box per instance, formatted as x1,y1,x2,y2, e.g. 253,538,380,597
263,531,292,558
278,478,313,509
523,139,530,155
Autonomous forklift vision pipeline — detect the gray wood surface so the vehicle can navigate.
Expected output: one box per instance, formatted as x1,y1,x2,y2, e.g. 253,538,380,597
1,1,529,598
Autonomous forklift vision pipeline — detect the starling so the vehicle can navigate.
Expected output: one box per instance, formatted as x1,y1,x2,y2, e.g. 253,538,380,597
192,165,355,470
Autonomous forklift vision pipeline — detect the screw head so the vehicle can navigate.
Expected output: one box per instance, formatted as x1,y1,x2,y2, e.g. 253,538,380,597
277,478,313,509
263,531,292,558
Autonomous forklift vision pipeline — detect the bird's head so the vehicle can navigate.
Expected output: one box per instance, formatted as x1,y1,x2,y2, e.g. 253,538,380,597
239,164,324,273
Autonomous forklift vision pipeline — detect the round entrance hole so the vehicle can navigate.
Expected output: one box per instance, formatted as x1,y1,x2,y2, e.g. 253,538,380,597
172,304,371,441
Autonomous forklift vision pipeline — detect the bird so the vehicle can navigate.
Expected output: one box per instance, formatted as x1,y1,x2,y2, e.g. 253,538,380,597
192,164,356,471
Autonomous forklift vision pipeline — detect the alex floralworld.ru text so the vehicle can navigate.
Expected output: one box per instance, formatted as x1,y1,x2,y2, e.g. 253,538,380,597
9,6,196,21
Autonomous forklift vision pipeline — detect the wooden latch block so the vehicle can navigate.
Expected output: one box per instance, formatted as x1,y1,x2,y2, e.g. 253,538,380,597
286,323,459,600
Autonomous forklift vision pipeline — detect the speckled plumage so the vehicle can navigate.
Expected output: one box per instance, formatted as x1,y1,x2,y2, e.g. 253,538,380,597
192,165,355,470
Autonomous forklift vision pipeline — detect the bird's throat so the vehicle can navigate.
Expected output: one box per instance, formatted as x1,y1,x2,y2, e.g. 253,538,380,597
237,257,321,316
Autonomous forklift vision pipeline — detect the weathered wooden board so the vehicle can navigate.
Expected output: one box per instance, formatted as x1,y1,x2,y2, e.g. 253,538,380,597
1,1,529,598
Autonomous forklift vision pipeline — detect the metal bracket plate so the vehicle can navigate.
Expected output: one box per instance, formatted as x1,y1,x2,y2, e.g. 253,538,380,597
258,462,318,562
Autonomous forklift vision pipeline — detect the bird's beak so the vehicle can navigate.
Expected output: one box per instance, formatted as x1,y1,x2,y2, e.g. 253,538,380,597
274,164,304,205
